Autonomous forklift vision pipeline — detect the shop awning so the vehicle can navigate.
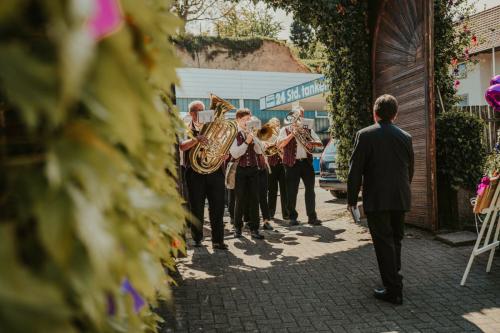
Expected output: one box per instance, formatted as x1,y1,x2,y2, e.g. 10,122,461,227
259,76,329,111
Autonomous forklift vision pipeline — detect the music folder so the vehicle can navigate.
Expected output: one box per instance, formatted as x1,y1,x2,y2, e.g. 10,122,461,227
349,206,361,224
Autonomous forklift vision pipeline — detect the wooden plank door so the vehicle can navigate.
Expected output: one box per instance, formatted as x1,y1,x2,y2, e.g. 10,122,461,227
372,0,437,230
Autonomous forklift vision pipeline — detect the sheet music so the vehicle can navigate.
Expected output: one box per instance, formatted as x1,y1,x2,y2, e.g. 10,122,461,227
349,206,361,223
198,110,215,124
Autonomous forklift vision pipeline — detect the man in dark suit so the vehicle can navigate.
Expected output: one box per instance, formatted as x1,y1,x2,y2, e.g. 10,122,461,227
347,94,414,305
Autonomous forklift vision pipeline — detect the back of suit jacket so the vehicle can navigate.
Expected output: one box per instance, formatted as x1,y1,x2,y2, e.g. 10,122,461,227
347,121,414,213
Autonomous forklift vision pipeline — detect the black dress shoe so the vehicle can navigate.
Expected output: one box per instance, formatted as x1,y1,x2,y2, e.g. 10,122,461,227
250,231,265,240
373,288,403,305
234,229,242,238
308,219,322,226
289,219,299,226
213,242,228,250
262,221,274,230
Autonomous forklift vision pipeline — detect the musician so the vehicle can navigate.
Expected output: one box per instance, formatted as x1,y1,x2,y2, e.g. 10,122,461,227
277,107,323,226
229,108,265,239
180,101,227,250
254,117,273,231
266,118,290,221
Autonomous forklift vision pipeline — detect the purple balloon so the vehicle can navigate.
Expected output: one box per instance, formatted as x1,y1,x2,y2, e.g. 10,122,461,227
485,84,500,112
490,75,500,86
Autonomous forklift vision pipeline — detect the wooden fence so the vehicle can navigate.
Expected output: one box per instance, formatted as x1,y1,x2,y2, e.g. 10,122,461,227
452,105,500,152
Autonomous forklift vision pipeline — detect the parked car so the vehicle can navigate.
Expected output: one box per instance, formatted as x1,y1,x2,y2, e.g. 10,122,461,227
319,139,347,198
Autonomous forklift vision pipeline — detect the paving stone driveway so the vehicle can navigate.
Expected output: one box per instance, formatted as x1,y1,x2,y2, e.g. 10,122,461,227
160,190,500,333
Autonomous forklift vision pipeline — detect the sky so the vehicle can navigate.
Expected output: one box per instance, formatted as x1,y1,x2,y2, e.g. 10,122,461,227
272,0,500,41
187,0,499,40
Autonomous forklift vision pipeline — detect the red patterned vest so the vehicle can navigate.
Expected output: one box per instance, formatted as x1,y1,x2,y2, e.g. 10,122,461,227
235,132,258,167
267,153,282,167
283,127,312,167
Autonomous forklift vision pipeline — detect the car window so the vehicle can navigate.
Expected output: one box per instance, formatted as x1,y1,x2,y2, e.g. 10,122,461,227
323,141,337,157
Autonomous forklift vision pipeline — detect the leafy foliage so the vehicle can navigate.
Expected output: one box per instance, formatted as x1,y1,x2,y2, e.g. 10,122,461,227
173,34,271,60
0,1,186,332
214,1,283,39
264,0,372,180
290,19,316,58
434,0,475,112
436,112,486,190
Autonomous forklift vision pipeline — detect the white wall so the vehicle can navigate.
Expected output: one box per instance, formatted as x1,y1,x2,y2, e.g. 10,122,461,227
456,50,500,106
175,68,322,100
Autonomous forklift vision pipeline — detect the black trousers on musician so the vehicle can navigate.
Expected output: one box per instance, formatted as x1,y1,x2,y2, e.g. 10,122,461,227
186,167,225,244
367,211,405,295
234,166,260,231
285,159,317,221
258,168,271,221
268,164,289,220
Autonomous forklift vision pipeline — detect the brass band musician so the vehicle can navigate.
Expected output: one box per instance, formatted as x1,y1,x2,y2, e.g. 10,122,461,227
277,107,323,226
180,101,227,250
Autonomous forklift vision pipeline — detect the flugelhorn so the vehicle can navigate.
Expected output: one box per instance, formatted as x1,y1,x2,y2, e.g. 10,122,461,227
188,94,238,174
285,110,321,154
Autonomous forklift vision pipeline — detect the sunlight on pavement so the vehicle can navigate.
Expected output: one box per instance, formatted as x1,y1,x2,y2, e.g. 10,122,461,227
463,307,500,333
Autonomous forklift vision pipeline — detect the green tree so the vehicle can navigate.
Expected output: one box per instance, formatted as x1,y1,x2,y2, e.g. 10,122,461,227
290,19,316,58
0,1,185,332
214,2,283,38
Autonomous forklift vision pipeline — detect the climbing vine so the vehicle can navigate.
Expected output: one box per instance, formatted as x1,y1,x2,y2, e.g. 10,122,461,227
264,0,372,180
434,0,476,112
173,34,272,60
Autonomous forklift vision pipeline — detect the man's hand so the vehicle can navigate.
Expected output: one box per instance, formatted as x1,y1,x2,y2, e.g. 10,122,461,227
245,132,254,144
196,134,208,145
305,142,313,151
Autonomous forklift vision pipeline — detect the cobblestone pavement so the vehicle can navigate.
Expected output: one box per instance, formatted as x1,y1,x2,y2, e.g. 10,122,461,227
160,184,500,333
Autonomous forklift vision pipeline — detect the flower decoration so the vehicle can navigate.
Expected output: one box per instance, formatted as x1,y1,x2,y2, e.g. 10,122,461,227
471,34,477,46
477,176,490,196
87,0,123,41
121,279,146,313
454,80,460,89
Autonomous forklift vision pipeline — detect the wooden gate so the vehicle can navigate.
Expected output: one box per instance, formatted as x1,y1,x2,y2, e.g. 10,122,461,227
372,0,437,230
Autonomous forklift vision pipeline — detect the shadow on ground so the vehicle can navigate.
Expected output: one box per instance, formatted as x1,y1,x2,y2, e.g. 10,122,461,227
159,220,500,333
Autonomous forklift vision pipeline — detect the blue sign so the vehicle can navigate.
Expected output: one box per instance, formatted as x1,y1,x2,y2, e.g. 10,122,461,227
260,77,328,110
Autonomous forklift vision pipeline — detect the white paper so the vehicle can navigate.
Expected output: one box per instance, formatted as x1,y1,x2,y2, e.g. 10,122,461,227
349,206,361,223
246,119,261,132
198,110,215,124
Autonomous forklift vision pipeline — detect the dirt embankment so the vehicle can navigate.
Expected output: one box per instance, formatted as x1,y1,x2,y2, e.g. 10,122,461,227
176,40,311,73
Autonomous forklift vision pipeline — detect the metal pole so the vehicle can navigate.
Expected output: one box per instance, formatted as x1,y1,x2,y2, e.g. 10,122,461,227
492,28,497,77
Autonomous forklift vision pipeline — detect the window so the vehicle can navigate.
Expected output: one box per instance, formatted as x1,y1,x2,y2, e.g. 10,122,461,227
457,94,469,106
315,110,329,118
453,63,467,79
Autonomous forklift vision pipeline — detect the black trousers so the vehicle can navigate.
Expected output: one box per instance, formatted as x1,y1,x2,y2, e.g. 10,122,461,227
268,163,289,220
234,166,259,231
367,211,405,294
258,169,271,220
229,189,249,221
285,159,317,221
186,168,225,244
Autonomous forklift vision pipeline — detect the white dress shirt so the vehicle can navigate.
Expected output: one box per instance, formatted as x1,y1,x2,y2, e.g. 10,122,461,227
230,126,263,159
277,125,320,159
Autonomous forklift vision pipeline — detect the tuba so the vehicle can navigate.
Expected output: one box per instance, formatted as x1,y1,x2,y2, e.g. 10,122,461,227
188,94,238,174
285,110,320,154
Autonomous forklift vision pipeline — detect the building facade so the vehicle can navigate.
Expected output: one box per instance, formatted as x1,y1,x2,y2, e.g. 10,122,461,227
175,68,331,141
454,5,500,106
